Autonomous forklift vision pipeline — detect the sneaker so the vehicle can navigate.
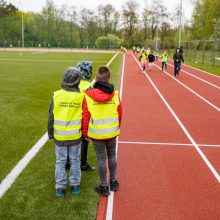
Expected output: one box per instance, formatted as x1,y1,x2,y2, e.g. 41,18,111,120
81,164,96,171
110,180,120,192
71,185,80,195
94,185,110,197
56,188,65,197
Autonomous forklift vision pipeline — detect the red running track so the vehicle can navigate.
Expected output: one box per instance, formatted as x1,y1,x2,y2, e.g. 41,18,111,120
96,52,220,220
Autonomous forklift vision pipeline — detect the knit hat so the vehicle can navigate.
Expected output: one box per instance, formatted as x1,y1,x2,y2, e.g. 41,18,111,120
62,67,81,89
76,61,93,80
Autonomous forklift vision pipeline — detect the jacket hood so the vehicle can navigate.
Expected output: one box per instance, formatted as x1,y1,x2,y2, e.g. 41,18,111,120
87,81,115,103
94,81,114,94
62,67,81,91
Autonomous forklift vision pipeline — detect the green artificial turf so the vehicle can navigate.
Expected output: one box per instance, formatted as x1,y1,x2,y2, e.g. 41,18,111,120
0,51,123,220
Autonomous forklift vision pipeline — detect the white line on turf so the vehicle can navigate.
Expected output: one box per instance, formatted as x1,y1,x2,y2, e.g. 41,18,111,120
153,63,220,112
0,58,106,63
31,51,48,55
0,132,48,198
0,53,119,200
166,63,220,90
133,53,220,183
105,53,125,220
118,141,220,148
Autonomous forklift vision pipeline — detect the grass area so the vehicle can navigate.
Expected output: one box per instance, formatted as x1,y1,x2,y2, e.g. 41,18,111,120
0,51,122,219
184,62,220,76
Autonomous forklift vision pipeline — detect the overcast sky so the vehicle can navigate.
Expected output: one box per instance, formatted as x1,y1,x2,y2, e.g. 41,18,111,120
8,0,194,22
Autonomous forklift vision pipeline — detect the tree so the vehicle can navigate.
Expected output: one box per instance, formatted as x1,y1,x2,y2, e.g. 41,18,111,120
192,0,220,40
122,0,139,45
98,4,115,36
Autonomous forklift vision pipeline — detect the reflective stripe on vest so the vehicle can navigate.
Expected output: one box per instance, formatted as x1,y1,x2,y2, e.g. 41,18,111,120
85,91,120,139
53,89,84,141
54,119,82,126
54,129,80,136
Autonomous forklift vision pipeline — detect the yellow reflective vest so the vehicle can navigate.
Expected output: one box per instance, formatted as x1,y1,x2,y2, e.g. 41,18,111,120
141,53,148,62
53,89,84,141
79,80,93,93
85,91,120,139
161,53,168,62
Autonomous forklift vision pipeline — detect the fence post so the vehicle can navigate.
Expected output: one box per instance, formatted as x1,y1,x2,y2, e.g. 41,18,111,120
202,40,206,65
212,39,216,68
193,41,197,64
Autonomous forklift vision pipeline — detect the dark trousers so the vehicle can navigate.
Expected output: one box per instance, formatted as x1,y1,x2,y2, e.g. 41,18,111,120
81,138,89,166
93,137,117,186
174,62,181,76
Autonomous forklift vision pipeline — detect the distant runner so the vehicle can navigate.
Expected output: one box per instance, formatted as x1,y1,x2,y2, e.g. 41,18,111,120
173,48,184,77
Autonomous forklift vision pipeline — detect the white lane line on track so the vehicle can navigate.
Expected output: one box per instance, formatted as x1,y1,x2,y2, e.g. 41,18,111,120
153,63,220,112
167,59,220,79
0,58,106,63
105,53,125,220
182,63,220,79
133,53,220,183
118,141,220,148
166,63,220,90
0,53,119,200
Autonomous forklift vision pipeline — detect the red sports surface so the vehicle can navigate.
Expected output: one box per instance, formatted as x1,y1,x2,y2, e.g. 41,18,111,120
97,52,220,220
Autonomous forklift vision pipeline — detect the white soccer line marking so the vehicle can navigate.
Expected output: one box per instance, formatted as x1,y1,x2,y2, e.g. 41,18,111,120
132,53,220,183
105,53,125,220
166,62,220,90
31,51,48,55
0,53,119,200
0,58,106,63
0,132,48,198
153,63,220,112
118,141,220,148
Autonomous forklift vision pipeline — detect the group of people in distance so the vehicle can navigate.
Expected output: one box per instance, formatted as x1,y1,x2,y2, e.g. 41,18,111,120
132,46,184,77
48,61,122,197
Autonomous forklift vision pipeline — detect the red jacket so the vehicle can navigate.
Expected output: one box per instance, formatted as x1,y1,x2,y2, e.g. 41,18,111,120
82,88,122,139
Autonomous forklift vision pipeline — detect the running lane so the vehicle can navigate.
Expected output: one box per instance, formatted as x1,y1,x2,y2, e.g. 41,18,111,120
134,55,220,174
155,60,220,109
99,53,220,220
167,60,220,86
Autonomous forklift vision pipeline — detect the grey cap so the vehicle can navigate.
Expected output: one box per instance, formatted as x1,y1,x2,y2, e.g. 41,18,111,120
62,67,82,89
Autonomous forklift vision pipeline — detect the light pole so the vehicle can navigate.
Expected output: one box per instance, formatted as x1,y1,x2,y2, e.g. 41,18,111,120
155,23,158,51
19,2,24,48
178,0,183,48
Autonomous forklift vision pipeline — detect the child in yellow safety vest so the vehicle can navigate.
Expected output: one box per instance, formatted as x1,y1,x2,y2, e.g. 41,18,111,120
161,50,169,72
48,67,83,197
77,61,96,171
82,66,122,197
139,50,148,71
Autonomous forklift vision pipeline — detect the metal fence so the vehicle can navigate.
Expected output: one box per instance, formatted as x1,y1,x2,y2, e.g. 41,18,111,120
1,39,220,72
0,40,119,50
